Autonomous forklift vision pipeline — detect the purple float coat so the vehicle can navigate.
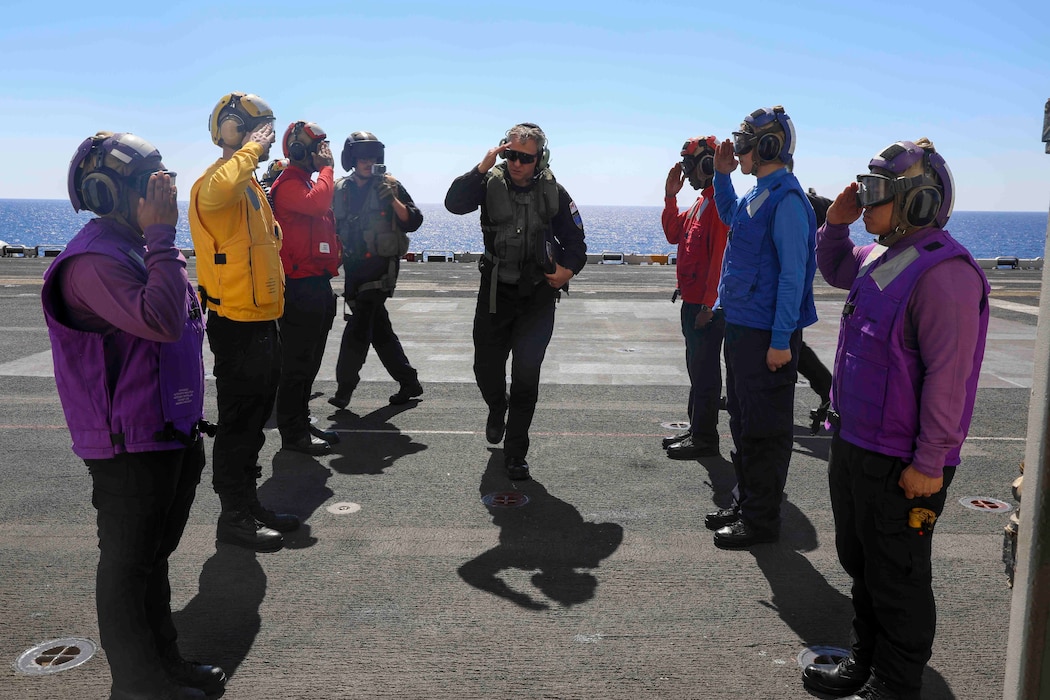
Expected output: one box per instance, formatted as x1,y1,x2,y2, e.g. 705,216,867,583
818,223,989,477
42,217,205,459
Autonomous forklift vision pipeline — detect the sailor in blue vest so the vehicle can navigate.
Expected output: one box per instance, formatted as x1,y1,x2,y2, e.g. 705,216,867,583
707,106,818,548
445,123,587,480
801,140,989,700
48,133,225,699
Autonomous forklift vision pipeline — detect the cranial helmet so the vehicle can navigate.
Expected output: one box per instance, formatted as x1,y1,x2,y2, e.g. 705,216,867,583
733,106,796,169
282,121,327,163
261,158,288,187
209,92,275,147
67,132,164,217
341,131,385,172
857,139,954,231
680,135,717,183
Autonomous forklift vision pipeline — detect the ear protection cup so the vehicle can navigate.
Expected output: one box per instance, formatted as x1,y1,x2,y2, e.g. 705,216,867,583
80,170,120,215
218,114,245,148
757,132,783,162
902,186,942,228
285,123,306,162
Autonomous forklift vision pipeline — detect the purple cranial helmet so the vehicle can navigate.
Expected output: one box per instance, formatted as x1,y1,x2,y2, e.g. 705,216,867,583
67,132,163,215
733,106,796,167
858,140,954,229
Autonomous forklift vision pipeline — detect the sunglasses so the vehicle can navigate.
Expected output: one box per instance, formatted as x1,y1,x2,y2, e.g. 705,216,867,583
130,170,177,198
731,131,755,156
503,149,538,164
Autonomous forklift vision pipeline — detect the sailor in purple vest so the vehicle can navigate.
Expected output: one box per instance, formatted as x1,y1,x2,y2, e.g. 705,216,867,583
44,132,225,699
801,139,989,700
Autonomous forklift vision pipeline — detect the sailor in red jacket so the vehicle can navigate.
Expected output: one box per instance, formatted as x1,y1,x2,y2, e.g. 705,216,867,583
660,135,729,460
270,121,342,456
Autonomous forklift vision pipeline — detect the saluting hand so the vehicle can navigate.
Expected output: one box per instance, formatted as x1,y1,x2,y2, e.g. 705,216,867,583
665,163,685,198
714,140,738,175
477,142,509,174
313,141,335,169
246,121,275,148
827,182,863,226
137,172,178,230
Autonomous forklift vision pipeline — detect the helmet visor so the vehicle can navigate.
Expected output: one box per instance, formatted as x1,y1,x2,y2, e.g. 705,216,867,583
353,141,384,162
732,131,754,156
856,174,896,208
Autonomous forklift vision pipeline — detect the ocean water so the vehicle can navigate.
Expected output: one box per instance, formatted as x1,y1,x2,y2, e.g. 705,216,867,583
0,199,1047,260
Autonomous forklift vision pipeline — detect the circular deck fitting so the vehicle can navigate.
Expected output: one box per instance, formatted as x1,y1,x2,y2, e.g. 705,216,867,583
958,497,1014,513
326,501,362,515
660,421,691,431
15,638,97,676
796,645,849,670
482,491,530,508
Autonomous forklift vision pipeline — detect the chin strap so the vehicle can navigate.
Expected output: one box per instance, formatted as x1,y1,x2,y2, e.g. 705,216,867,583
877,207,912,248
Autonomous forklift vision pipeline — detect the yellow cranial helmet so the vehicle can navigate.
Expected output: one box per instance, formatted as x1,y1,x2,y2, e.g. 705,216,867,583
209,92,275,147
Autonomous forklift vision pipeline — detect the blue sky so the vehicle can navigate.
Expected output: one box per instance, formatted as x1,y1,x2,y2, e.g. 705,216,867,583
2,0,1047,211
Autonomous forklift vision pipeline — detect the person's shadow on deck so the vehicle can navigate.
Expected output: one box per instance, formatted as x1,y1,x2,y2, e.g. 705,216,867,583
458,450,624,610
755,499,955,699
327,403,426,476
171,545,266,683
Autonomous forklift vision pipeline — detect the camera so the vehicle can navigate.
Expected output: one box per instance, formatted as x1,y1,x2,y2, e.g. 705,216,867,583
371,163,387,176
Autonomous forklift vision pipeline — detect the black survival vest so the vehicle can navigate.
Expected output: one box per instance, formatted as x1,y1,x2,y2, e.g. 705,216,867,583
480,163,559,312
333,176,410,294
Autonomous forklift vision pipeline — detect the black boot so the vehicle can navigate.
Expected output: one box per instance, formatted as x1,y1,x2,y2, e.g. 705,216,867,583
389,380,423,405
802,655,870,696
162,656,228,697
216,509,283,552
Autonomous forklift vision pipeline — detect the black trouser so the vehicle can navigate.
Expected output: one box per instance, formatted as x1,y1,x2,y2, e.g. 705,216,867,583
829,434,955,698
206,313,281,510
723,323,801,533
798,339,832,402
86,442,205,696
334,289,417,393
473,279,557,460
681,303,725,445
276,276,336,440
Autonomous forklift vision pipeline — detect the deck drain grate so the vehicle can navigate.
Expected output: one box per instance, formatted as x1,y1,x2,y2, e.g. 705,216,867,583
660,421,691,431
482,491,530,508
958,497,1013,513
797,645,849,670
15,638,97,676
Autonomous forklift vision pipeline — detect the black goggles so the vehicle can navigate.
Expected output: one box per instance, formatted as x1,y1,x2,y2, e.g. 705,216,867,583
503,149,538,164
732,131,755,156
130,170,177,198
855,173,927,208
683,154,714,177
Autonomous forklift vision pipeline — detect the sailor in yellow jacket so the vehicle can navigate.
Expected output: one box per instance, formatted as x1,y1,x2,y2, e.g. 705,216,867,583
190,92,297,553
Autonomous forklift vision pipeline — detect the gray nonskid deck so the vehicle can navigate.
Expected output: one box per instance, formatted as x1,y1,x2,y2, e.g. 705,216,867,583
0,259,1032,699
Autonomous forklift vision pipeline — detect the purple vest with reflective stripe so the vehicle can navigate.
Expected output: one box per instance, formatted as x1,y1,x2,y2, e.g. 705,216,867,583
831,230,989,465
42,219,205,459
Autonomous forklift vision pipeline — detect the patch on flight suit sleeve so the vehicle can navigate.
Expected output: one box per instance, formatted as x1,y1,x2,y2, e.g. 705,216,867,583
569,200,583,230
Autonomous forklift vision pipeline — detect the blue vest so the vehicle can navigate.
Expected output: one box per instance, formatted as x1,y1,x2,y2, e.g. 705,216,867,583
42,219,205,459
717,172,816,334
832,230,989,465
